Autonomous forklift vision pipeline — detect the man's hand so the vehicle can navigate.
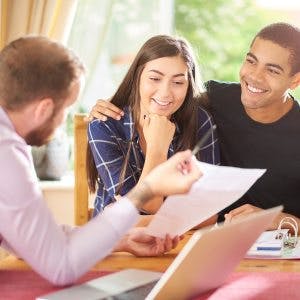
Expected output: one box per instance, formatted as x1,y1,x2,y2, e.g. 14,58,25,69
115,227,180,256
86,99,124,122
127,150,202,209
224,204,263,225
144,150,201,196
224,204,300,234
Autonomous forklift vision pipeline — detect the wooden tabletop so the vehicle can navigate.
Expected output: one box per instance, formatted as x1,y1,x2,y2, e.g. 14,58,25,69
1,231,300,273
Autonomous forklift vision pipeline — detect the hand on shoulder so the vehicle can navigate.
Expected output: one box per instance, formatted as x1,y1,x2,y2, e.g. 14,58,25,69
86,99,124,122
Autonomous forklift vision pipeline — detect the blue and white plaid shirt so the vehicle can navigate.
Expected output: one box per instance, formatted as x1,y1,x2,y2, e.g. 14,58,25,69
88,106,220,216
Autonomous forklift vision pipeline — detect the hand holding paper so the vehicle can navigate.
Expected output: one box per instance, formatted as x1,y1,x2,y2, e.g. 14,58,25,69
146,161,266,238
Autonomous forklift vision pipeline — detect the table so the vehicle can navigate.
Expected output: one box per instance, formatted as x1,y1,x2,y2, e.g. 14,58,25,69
2,232,300,300
1,231,300,273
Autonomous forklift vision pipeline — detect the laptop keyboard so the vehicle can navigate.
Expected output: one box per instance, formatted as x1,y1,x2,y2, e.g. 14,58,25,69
103,280,158,300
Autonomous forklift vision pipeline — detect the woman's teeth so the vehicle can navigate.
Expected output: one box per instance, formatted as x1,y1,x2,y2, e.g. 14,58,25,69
152,98,170,106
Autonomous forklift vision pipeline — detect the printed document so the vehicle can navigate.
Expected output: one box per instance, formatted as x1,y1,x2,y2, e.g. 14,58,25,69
146,161,265,238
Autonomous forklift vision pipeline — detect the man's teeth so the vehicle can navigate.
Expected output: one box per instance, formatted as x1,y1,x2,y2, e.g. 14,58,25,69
153,99,170,106
247,84,266,93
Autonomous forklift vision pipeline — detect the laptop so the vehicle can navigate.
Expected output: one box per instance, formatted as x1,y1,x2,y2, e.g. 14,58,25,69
38,206,282,300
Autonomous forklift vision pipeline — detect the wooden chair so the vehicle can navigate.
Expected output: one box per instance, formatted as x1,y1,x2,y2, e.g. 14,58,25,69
73,113,93,225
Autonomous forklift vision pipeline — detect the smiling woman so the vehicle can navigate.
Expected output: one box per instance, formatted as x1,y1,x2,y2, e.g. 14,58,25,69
139,56,189,117
86,35,220,217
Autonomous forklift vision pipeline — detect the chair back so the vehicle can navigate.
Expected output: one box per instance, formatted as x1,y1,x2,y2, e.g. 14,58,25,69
74,113,91,225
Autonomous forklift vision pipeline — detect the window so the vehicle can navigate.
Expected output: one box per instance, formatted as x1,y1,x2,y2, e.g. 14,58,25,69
67,0,174,111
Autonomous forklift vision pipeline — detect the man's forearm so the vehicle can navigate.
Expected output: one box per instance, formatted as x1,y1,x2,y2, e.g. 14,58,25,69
113,181,156,253
126,181,154,210
113,234,128,252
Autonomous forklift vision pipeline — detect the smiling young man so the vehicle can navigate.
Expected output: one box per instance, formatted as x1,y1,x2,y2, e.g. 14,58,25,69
90,23,300,232
205,23,300,230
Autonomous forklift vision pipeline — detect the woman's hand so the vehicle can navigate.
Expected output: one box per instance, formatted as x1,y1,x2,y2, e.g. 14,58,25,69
143,114,175,156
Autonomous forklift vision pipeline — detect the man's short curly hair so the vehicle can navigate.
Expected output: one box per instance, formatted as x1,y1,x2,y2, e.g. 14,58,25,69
0,36,85,111
253,22,300,75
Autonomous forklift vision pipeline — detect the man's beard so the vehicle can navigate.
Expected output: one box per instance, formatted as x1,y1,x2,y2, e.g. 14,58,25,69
25,112,57,146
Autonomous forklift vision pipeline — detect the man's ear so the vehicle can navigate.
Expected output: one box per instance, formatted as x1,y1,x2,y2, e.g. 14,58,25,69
290,72,300,90
34,98,54,123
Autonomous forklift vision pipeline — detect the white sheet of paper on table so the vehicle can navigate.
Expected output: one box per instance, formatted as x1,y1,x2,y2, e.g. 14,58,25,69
146,161,266,238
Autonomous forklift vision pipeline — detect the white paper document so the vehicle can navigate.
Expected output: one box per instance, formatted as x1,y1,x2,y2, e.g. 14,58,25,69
146,161,266,238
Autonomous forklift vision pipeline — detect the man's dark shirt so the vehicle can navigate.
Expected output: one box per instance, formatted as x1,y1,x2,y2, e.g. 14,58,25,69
206,80,300,220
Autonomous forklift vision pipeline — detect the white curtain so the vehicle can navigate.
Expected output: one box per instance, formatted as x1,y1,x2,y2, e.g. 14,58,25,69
67,0,174,111
67,0,114,110
0,0,78,49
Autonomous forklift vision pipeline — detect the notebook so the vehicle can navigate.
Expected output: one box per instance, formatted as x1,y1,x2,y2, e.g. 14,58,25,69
37,206,282,300
246,216,300,259
246,229,289,257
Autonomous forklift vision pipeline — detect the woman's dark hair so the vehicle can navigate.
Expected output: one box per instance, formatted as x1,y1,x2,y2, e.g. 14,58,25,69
87,35,206,194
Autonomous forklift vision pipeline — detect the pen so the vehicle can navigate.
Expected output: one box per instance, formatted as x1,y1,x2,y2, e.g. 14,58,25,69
257,246,282,251
181,124,216,175
192,125,217,156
